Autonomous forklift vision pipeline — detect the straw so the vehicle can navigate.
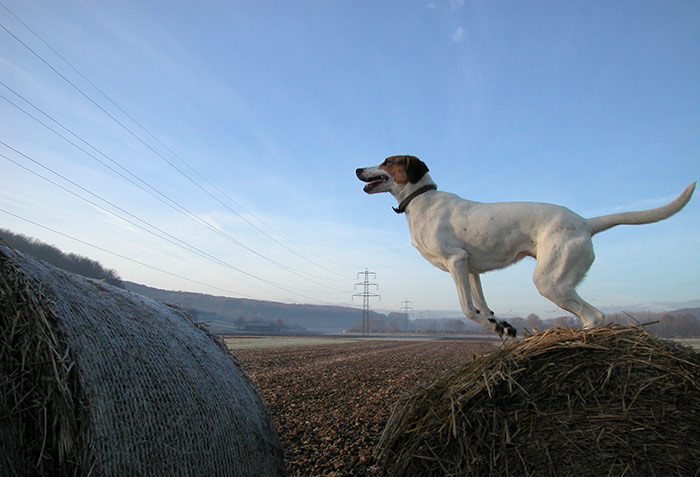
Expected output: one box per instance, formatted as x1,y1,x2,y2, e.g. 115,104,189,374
378,325,700,476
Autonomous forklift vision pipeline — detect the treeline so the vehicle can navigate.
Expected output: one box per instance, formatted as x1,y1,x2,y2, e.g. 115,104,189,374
0,228,123,287
351,309,700,338
348,313,578,335
520,311,700,338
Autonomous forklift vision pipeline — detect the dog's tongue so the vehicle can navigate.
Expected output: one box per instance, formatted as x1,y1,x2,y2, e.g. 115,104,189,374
364,179,383,192
364,180,382,192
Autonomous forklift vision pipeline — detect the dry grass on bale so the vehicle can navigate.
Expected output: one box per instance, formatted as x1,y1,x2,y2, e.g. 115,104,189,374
0,246,89,474
378,325,700,476
0,244,284,476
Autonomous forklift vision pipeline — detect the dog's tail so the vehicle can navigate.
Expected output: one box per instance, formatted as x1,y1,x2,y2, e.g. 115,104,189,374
587,182,696,236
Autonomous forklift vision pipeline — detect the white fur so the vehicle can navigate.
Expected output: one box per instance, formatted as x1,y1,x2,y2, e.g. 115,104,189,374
357,159,695,336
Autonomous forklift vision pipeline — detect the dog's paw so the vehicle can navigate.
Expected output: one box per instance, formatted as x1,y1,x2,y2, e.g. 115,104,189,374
488,317,503,336
489,318,517,338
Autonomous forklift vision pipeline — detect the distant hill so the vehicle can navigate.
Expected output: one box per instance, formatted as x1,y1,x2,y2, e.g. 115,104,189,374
671,307,700,319
123,282,700,337
122,281,377,333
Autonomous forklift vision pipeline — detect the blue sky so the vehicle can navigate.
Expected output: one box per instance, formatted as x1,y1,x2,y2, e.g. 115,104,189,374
1,1,698,319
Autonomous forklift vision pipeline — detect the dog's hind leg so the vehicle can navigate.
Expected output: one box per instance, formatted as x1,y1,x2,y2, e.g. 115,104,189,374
533,236,605,329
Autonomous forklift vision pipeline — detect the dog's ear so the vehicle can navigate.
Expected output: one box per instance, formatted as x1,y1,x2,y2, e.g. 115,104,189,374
406,156,429,184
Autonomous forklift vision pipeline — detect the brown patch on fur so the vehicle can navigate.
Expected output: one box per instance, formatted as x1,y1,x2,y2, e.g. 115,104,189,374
379,156,411,184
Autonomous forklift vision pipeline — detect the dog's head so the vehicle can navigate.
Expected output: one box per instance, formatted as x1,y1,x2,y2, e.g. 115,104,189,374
356,155,429,194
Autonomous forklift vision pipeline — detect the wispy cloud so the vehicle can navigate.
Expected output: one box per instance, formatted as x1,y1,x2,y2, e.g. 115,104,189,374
426,0,464,10
451,26,465,43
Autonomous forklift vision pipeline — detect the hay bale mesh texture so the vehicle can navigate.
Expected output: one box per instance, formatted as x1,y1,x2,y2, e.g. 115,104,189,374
0,245,285,476
379,325,700,476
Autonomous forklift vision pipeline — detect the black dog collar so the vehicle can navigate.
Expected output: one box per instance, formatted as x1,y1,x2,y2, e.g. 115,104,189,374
393,185,437,214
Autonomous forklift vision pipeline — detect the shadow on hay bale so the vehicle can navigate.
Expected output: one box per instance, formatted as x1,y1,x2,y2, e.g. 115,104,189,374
378,325,700,476
0,245,285,476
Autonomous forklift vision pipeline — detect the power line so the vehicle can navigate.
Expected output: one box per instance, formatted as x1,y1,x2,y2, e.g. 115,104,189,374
0,86,347,292
352,269,380,335
0,3,361,306
0,3,351,280
0,150,345,303
0,19,335,284
0,207,254,298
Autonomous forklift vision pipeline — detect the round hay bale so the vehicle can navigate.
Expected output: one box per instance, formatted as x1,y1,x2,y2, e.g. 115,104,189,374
378,326,700,476
0,245,285,476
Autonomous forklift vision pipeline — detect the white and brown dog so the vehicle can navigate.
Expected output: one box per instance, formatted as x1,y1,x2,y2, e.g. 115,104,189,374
356,155,695,337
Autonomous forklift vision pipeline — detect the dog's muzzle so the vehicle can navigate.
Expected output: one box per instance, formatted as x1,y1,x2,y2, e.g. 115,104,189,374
356,168,388,194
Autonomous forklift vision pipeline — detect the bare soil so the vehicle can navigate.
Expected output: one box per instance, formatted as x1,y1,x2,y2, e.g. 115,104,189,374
230,339,496,476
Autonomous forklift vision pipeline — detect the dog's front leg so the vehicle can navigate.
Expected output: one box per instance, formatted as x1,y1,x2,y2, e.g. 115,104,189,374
469,273,494,317
447,252,494,332
447,253,516,337
469,272,517,337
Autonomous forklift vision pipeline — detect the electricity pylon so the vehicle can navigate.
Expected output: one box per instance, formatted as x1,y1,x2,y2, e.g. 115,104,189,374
400,300,413,318
352,269,380,335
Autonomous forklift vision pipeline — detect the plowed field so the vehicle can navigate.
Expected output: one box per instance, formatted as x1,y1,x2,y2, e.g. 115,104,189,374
229,338,496,476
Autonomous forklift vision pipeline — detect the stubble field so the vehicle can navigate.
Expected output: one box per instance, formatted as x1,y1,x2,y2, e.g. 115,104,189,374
227,337,497,476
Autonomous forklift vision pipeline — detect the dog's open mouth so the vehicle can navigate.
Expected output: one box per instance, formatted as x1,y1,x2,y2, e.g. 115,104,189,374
363,175,388,193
